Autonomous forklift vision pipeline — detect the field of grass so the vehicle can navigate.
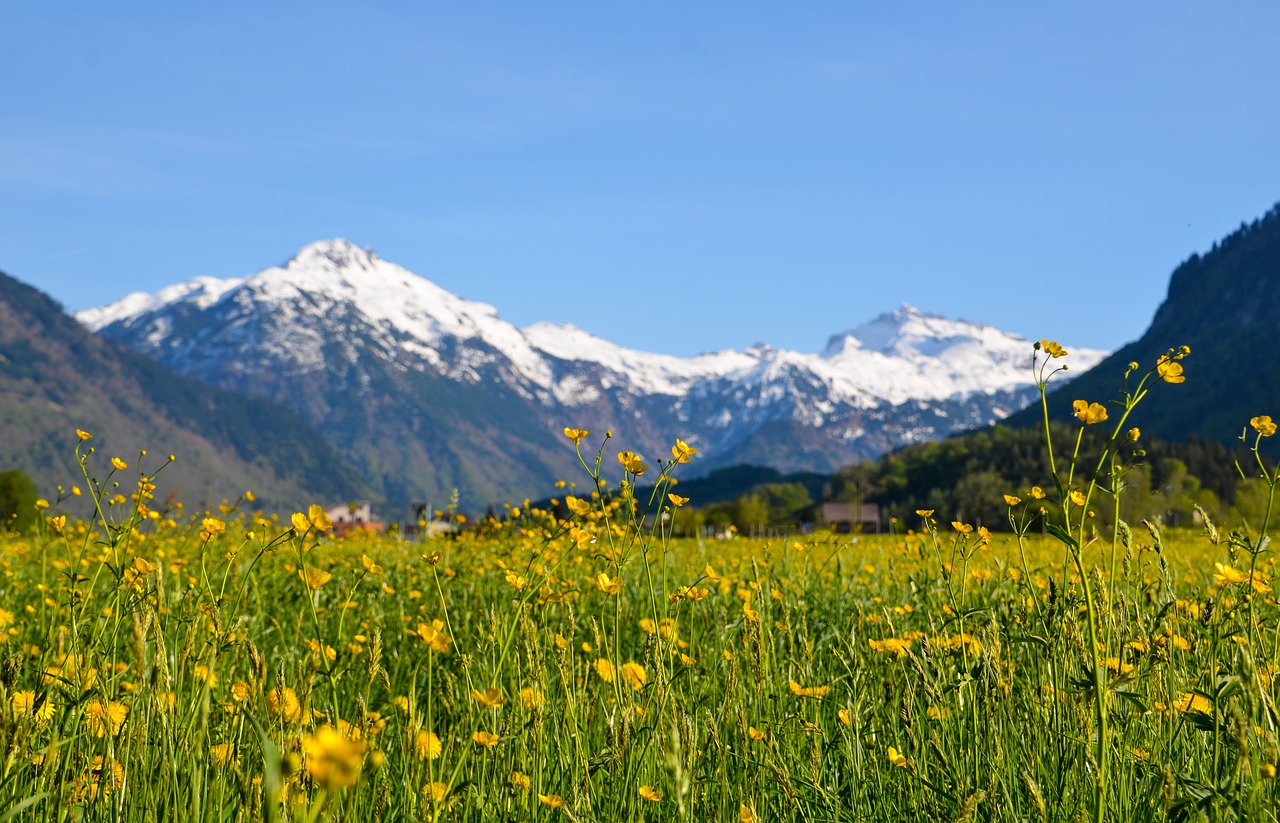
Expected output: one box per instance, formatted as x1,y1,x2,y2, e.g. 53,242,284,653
3,349,1278,821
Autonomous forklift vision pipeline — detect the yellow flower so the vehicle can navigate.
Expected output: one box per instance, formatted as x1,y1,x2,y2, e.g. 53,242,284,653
111,457,128,471
1214,563,1249,586
594,658,616,684
740,804,759,823
1250,415,1277,437
1039,339,1068,358
617,451,648,476
671,439,698,463
1156,355,1185,384
869,637,913,657
415,730,442,760
638,786,664,802
915,509,934,518
1213,563,1271,593
211,742,237,766
539,794,566,808
519,686,544,709
266,686,302,723
508,771,531,790
12,691,54,724
75,428,93,441
427,782,449,801
83,699,128,737
789,679,831,699
291,505,333,534
620,662,647,691
301,725,367,789
667,493,689,507
307,504,333,532
747,725,766,741
1128,427,1141,442
563,427,591,444
472,730,500,749
48,514,66,533
1003,494,1021,506
594,573,623,595
1072,399,1109,424
1030,486,1046,499
951,521,973,534
199,517,225,541
413,620,451,653
299,567,333,590
471,688,506,708
1173,692,1212,715
886,746,909,768
1069,490,1086,506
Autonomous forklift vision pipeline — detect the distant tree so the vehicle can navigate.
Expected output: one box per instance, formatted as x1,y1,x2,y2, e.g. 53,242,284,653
756,483,813,528
731,494,770,536
950,470,1006,528
0,469,39,533
1229,477,1273,532
670,506,705,537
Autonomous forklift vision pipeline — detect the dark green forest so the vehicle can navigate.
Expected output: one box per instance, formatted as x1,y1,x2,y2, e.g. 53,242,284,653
665,425,1270,536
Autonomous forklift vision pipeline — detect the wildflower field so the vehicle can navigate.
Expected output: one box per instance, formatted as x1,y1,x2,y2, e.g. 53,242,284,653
4,345,1279,822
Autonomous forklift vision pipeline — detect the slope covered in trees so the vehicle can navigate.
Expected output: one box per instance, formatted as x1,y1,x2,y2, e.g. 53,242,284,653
0,271,368,511
1007,201,1280,448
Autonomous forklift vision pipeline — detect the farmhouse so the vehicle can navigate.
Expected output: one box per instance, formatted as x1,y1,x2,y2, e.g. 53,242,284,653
817,502,881,534
322,501,385,537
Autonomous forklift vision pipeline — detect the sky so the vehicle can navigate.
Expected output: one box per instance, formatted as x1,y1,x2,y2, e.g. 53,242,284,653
3,1,1279,357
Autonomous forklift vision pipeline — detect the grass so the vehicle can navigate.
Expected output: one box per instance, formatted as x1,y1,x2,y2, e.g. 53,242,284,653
1,346,1277,821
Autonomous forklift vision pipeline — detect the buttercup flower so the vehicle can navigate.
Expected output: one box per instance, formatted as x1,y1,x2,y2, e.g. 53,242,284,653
1156,355,1185,384
1072,400,1108,424
1250,415,1277,438
1039,340,1068,358
671,439,698,463
617,451,648,476
789,679,831,698
301,725,368,789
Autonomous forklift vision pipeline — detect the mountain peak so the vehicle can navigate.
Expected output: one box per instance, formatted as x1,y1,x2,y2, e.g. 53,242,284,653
285,239,379,272
822,303,1003,359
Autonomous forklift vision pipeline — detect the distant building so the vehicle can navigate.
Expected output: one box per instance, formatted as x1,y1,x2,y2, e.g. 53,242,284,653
403,502,458,538
818,502,880,534
323,501,385,537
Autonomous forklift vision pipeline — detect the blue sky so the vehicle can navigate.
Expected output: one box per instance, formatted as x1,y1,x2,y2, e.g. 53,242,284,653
4,2,1279,356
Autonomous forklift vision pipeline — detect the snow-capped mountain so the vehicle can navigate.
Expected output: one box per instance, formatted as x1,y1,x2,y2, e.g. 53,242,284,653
79,239,1107,505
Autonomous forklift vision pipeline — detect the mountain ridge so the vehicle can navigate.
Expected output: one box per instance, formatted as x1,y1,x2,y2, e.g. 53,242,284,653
78,240,1107,507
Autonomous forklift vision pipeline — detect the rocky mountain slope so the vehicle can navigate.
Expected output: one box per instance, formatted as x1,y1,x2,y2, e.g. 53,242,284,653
0,272,368,511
